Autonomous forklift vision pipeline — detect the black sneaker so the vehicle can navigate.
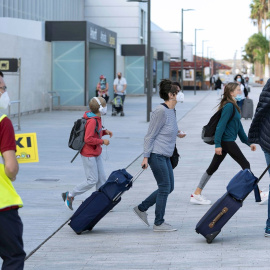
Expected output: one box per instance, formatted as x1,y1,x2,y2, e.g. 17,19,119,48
120,112,125,116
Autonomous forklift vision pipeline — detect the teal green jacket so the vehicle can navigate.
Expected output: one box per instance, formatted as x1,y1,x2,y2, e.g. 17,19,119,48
215,102,250,148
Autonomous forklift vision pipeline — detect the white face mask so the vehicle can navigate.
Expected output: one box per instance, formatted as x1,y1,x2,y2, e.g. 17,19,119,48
0,92,10,109
176,92,184,103
100,106,107,115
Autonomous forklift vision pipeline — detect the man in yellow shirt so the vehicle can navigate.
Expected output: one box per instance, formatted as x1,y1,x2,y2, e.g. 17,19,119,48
0,75,25,269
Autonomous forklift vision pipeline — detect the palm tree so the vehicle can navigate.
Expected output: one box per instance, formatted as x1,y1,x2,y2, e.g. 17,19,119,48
250,0,268,78
250,0,263,33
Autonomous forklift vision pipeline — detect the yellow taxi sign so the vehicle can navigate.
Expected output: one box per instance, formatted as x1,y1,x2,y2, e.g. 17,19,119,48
15,133,39,163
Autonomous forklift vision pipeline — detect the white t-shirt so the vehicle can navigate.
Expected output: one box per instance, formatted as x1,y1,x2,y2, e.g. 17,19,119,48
113,77,127,95
239,84,245,100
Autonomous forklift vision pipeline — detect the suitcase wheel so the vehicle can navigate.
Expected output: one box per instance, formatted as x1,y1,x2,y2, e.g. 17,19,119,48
206,239,212,244
76,232,82,235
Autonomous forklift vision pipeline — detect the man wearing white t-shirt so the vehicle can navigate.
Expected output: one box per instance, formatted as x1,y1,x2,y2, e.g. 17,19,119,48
113,72,127,116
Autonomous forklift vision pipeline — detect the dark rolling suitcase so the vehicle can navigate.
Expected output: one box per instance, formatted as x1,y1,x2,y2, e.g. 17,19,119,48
196,165,270,243
195,192,242,243
241,98,253,119
69,191,121,234
69,169,143,234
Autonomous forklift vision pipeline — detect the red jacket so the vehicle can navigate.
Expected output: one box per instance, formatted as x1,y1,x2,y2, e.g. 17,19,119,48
80,111,107,157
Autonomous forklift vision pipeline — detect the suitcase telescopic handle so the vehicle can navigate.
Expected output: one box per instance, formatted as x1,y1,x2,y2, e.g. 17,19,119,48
257,163,270,183
113,167,145,201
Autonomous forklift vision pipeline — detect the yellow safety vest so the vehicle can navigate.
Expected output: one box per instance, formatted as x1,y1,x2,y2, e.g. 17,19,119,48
0,114,23,210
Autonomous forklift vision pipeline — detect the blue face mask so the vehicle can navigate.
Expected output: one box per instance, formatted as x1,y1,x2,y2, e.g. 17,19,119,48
235,94,242,101
237,78,241,83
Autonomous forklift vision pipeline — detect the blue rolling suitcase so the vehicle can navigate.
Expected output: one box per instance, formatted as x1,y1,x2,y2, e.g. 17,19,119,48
69,169,143,234
195,192,242,243
196,165,270,243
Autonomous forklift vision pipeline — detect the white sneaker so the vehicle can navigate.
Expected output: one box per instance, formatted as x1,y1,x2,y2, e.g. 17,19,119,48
190,194,211,205
259,191,269,205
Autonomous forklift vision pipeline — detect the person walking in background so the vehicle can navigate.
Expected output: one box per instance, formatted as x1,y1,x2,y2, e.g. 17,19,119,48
215,76,223,95
245,76,250,93
234,74,248,111
210,76,216,90
113,72,127,116
133,79,186,232
248,79,270,212
0,76,26,270
190,82,256,205
96,75,109,103
62,97,113,210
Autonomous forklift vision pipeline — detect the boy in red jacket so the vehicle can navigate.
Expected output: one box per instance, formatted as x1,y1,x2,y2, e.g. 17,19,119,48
62,97,113,210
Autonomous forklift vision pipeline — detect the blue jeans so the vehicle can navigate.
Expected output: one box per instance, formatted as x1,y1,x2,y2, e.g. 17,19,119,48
138,153,174,226
263,150,270,228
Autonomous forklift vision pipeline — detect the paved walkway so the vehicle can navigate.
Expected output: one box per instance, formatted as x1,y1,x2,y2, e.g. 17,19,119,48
3,87,270,269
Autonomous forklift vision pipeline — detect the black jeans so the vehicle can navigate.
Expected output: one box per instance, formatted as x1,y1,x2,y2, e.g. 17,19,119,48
206,141,250,175
0,209,25,270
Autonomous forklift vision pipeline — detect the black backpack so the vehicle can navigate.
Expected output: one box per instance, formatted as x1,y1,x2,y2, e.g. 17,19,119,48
201,103,235,145
68,117,100,163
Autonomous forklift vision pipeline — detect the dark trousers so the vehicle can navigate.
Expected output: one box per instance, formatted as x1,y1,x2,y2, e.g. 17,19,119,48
206,141,250,176
0,209,25,270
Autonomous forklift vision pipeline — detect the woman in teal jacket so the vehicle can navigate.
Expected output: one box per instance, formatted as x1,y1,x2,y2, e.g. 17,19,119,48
190,82,256,205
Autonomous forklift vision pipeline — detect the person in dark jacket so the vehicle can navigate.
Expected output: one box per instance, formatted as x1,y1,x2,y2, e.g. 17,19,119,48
248,79,270,236
215,77,222,90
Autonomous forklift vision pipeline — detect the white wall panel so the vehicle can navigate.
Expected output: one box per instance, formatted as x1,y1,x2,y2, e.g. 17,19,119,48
0,0,84,20
0,18,44,40
85,6,139,18
84,0,143,47
84,17,140,28
0,32,51,113
85,0,139,7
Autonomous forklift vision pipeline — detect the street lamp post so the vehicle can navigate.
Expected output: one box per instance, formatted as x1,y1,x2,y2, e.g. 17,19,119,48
181,8,194,91
127,0,151,122
207,46,213,79
201,40,209,90
194,28,203,95
170,31,182,83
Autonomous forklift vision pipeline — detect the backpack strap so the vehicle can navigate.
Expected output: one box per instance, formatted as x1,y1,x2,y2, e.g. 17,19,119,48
93,118,101,139
228,103,235,123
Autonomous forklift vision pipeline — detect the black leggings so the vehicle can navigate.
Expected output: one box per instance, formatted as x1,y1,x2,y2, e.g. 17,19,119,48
206,141,250,175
